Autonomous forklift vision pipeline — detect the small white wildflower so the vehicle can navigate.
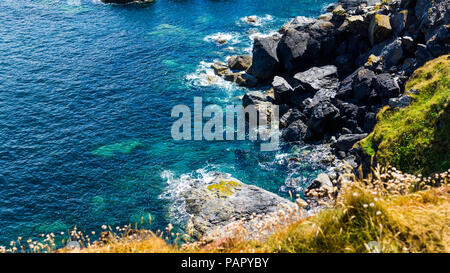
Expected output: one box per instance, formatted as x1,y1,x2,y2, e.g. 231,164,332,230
376,211,382,216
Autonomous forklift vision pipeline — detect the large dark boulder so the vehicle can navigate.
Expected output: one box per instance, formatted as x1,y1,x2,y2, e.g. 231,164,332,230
302,87,338,117
282,119,308,142
338,101,359,121
426,25,450,58
390,10,409,36
272,76,294,104
360,38,404,69
307,100,340,139
248,36,281,80
415,0,432,22
347,15,369,35
353,68,376,101
373,73,401,99
363,112,377,133
336,67,363,99
380,38,404,68
279,16,315,34
388,94,412,108
280,108,306,128
277,20,337,72
418,0,450,41
369,14,393,45
277,29,311,72
293,65,339,93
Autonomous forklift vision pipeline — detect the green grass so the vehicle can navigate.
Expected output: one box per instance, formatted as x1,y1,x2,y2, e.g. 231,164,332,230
358,55,450,175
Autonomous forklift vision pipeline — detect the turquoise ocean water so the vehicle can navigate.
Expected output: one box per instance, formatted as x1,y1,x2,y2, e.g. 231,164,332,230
0,0,334,245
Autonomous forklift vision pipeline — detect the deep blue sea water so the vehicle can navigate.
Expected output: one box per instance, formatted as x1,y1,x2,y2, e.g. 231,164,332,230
0,0,334,246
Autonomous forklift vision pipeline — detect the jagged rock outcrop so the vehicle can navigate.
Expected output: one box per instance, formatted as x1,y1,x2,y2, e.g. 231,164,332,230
238,0,449,160
181,173,301,240
228,55,252,71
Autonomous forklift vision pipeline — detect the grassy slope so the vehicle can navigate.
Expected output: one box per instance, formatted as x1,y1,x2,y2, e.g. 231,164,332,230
359,55,450,175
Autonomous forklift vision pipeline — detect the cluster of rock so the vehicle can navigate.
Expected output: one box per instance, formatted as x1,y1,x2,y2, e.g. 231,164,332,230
211,55,259,87
213,0,448,160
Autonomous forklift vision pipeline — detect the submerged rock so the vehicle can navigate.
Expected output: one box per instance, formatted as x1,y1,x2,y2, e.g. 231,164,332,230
248,36,281,80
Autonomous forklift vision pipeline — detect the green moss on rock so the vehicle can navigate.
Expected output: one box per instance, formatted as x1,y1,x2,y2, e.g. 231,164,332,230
207,180,242,197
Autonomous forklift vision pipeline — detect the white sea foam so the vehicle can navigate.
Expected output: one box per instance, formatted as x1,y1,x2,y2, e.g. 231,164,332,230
203,32,241,45
248,30,281,41
239,14,274,27
185,60,239,91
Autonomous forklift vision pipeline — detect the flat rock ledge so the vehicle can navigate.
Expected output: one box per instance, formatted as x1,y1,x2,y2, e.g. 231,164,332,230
181,173,303,241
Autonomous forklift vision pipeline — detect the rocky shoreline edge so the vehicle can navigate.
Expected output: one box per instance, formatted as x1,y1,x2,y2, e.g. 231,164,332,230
177,0,449,241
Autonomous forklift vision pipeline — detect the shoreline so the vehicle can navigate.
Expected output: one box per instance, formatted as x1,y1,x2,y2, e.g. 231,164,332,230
190,0,449,239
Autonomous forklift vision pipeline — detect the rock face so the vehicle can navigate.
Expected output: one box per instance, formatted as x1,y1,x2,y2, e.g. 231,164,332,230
272,76,294,104
277,20,338,72
101,0,154,3
282,119,308,142
182,173,299,240
332,133,368,152
294,65,339,93
369,14,392,45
